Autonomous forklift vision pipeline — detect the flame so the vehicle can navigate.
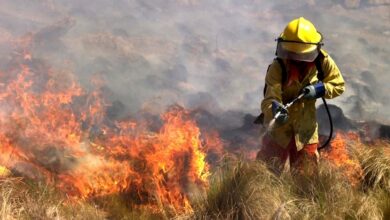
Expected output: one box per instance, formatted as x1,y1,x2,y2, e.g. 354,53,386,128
0,55,211,213
321,132,363,186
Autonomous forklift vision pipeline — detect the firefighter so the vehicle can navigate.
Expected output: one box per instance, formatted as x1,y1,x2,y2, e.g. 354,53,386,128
257,17,345,170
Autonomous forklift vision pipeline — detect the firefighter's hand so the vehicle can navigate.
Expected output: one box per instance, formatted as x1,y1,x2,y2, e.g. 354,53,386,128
272,101,288,124
303,82,325,99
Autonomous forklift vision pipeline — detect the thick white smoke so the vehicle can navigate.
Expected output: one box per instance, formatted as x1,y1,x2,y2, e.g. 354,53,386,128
0,0,389,125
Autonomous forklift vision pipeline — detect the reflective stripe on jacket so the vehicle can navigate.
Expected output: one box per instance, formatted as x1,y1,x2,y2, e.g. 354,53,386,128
261,50,345,150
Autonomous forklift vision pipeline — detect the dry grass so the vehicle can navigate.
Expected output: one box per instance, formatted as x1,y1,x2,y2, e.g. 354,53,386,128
1,141,390,219
0,177,106,220
193,141,390,220
355,142,390,192
192,157,290,219
193,160,381,220
0,177,176,220
91,194,171,220
353,141,390,219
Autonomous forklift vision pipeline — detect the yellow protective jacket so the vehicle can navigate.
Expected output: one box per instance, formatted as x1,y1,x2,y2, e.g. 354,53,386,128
261,50,345,151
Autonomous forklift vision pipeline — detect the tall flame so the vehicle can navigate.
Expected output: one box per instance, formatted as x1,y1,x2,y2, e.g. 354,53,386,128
0,59,213,213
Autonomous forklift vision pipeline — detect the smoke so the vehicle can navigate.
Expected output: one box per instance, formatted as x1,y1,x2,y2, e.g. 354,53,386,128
0,0,389,123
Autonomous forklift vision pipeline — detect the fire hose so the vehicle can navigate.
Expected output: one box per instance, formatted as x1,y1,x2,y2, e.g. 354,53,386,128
272,91,333,150
318,97,333,150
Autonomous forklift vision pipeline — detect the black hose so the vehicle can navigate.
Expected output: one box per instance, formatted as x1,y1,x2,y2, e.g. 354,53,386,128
318,97,333,150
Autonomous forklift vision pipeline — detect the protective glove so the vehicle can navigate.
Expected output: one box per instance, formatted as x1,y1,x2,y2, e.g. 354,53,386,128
303,82,325,99
272,101,288,125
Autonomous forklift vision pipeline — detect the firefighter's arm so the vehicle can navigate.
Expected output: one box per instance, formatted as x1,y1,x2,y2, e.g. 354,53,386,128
261,61,283,123
321,54,345,99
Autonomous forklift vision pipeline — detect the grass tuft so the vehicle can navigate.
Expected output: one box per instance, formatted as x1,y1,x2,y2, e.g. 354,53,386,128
355,142,390,192
193,156,289,219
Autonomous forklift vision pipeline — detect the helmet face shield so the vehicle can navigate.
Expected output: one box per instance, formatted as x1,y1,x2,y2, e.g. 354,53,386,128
276,40,320,62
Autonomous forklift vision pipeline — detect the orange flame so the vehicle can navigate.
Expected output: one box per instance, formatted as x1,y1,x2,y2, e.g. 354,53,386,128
321,132,363,186
0,59,212,213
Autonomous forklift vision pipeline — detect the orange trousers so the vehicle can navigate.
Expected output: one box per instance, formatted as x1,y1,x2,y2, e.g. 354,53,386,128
257,134,318,170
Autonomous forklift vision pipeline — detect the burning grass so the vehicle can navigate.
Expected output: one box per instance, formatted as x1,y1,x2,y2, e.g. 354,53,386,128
0,62,213,216
1,135,390,219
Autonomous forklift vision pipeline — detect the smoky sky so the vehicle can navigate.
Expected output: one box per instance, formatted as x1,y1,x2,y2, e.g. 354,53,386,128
0,0,389,125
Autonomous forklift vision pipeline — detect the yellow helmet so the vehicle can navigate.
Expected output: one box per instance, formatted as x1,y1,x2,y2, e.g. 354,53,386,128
276,17,323,62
